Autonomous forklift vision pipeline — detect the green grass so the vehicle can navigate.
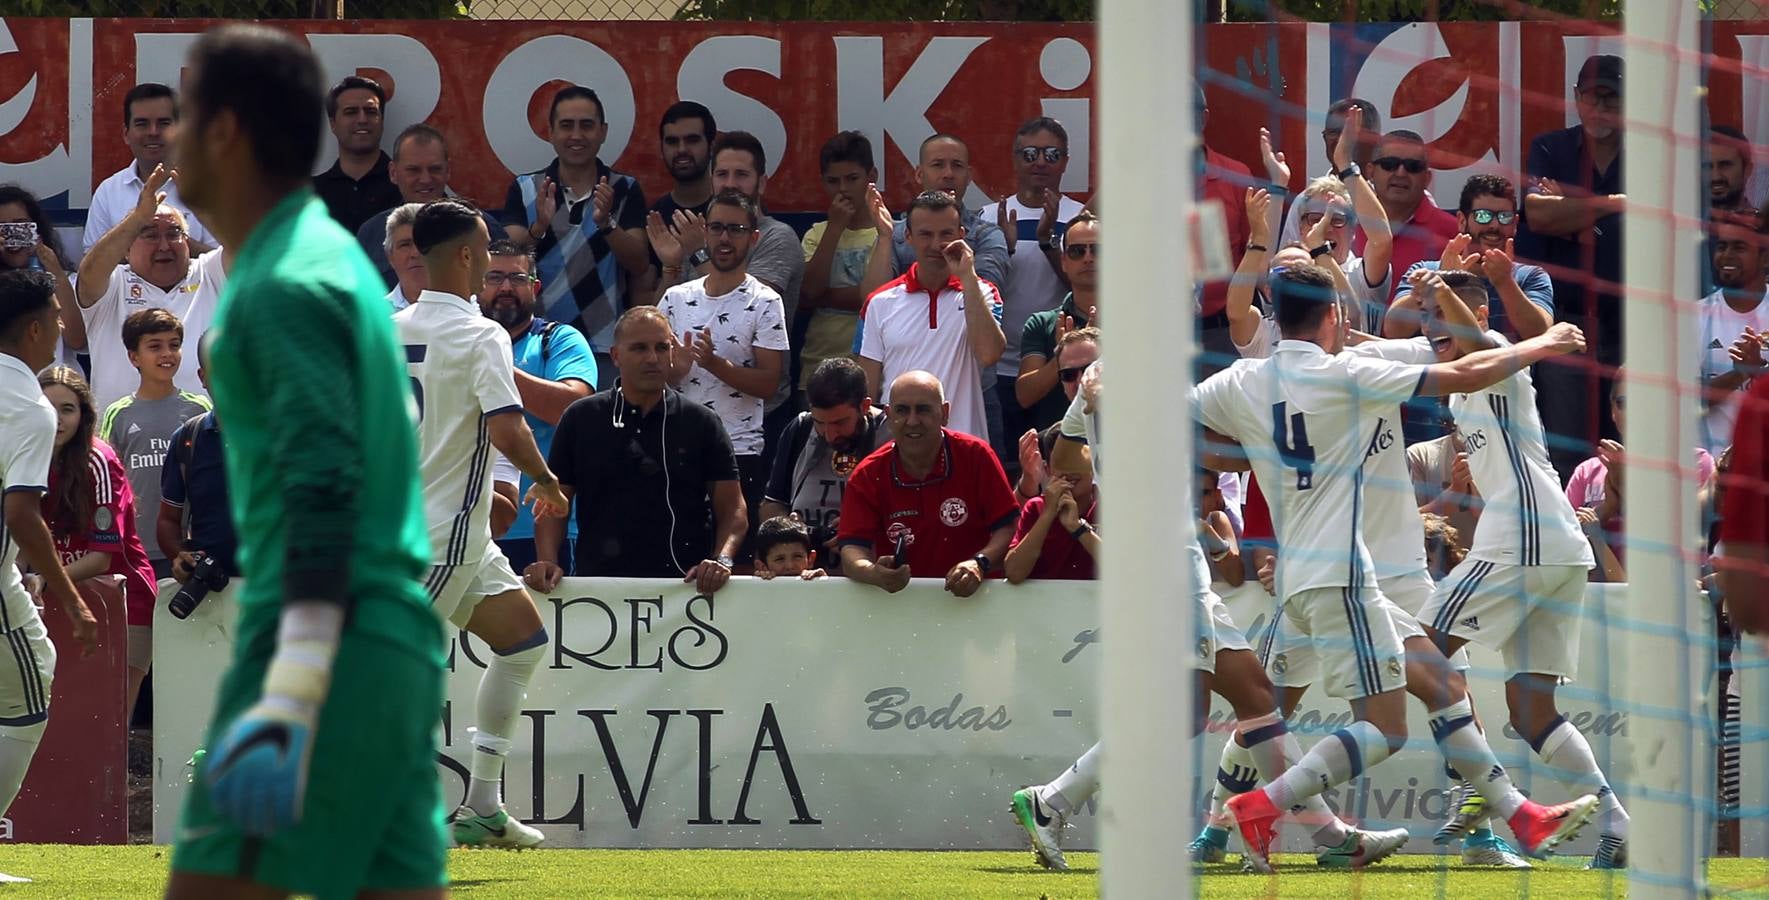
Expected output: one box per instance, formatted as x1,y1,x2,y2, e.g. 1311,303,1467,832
0,846,1766,898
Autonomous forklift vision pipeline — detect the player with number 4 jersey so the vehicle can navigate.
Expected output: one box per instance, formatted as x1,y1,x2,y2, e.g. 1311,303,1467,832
1192,265,1599,872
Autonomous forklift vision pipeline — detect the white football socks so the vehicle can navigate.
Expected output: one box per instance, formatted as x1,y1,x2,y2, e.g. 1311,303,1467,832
1429,697,1524,819
1535,717,1628,837
0,722,46,818
465,636,546,817
1264,720,1390,812
1043,742,1101,815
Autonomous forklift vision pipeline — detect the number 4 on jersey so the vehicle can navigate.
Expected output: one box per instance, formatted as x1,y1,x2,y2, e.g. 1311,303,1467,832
405,344,427,423
1270,401,1315,490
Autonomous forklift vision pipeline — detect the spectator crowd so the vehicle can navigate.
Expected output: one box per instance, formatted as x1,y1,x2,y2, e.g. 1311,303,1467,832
4,59,1769,750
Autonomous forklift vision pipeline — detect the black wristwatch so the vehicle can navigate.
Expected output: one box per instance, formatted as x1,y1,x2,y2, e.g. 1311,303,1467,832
1309,242,1335,259
972,552,992,573
1337,163,1362,182
1069,519,1095,540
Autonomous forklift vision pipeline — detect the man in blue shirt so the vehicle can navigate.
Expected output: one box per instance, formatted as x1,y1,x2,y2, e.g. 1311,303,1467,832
158,332,239,580
481,240,597,573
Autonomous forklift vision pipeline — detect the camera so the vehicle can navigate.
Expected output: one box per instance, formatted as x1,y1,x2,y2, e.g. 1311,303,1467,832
0,222,38,252
169,553,229,620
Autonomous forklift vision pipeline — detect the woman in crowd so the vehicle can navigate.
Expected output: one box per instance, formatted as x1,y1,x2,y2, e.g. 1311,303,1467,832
1,185,84,356
38,367,157,717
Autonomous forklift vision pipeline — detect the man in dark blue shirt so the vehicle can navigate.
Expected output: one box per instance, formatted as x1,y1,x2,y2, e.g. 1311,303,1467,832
1517,54,1626,478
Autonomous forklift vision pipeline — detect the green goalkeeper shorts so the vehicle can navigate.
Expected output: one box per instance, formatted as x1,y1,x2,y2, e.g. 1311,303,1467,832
171,612,447,898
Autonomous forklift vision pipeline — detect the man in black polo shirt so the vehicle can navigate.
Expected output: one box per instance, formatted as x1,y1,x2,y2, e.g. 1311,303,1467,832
311,76,401,235
1518,54,1626,478
526,306,745,594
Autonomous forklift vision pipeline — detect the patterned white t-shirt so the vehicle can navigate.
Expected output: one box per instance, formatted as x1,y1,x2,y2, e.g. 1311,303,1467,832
659,273,789,455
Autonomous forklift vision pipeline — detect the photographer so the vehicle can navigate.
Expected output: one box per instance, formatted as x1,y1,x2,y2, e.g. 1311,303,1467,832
156,333,237,599
0,184,84,356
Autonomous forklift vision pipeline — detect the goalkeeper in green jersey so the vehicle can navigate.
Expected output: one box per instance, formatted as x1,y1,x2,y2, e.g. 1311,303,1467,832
164,26,448,900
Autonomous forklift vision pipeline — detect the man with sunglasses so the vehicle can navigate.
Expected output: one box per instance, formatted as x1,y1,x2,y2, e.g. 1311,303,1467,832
658,189,790,560
1388,174,1554,343
1279,97,1381,247
479,239,597,576
1016,211,1100,437
1519,54,1628,479
1363,130,1459,304
995,117,1085,462
76,164,224,413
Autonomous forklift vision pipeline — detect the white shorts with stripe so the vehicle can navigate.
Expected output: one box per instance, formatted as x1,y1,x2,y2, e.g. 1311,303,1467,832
1380,568,1469,671
1192,590,1252,675
1419,560,1587,680
424,542,526,630
1256,584,1420,700
0,614,55,729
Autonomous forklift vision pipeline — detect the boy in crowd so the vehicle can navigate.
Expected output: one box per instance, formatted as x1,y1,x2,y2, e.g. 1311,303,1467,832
100,308,211,579
753,515,827,581
798,132,883,397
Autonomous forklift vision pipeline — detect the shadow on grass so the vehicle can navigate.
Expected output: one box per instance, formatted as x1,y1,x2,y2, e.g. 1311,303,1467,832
975,866,1101,876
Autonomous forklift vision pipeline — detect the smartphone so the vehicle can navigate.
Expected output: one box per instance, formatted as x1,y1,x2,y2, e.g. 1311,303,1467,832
892,533,910,567
0,222,37,252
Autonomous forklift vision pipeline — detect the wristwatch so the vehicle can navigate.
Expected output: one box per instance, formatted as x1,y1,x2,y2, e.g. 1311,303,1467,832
1309,242,1335,259
972,552,992,573
1336,163,1362,182
687,248,711,268
1069,519,1095,540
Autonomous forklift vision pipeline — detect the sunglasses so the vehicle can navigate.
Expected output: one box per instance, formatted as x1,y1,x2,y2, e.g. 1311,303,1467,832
1301,213,1350,229
705,222,753,237
1469,209,1517,226
1017,146,1067,164
1059,366,1087,383
1064,242,1098,260
484,272,533,286
1373,157,1428,174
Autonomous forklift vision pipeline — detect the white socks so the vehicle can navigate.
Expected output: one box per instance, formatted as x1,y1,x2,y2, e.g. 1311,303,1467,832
465,635,546,817
1430,697,1524,819
0,722,46,818
1535,717,1628,837
1044,742,1102,815
1208,735,1257,826
1265,720,1391,812
1234,711,1352,846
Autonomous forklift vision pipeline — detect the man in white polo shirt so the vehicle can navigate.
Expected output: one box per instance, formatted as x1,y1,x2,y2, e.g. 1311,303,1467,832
75,165,223,413
83,83,215,257
857,190,1005,441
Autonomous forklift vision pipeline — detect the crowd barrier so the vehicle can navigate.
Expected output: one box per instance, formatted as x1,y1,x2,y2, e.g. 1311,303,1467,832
3,576,129,845
147,577,1764,854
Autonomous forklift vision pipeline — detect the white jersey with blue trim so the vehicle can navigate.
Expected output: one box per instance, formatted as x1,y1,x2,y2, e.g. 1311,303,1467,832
1193,340,1429,601
1342,338,1437,578
1446,332,1593,568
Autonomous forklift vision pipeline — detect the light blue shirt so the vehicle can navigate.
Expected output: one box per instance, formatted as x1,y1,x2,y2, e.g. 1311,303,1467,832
502,318,597,541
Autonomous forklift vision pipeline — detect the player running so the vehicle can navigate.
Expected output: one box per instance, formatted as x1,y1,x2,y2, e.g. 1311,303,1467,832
1407,269,1629,869
1191,265,1598,873
1010,363,1410,871
394,199,570,849
166,27,450,900
0,270,99,835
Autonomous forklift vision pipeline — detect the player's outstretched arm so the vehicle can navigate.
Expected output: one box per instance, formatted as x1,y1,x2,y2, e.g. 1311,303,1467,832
487,410,568,518
1418,322,1585,397
3,493,96,654
1409,268,1496,355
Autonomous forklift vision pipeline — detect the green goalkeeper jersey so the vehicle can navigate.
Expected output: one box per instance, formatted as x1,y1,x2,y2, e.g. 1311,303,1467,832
204,190,440,659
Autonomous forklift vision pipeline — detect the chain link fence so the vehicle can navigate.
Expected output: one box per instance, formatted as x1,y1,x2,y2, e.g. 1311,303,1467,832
462,0,684,18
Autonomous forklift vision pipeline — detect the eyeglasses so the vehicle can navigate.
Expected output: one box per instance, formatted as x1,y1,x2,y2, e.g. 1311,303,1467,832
1017,146,1067,164
1064,242,1098,260
484,272,533,286
1578,88,1622,111
705,222,753,237
1059,366,1086,383
1469,209,1517,226
136,228,186,244
1372,157,1428,174
1301,213,1350,229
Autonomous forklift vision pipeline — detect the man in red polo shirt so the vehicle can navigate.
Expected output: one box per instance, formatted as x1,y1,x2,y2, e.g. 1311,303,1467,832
837,370,1018,596
1719,375,1769,633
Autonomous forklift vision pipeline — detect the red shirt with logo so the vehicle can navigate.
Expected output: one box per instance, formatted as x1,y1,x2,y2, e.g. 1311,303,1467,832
43,439,158,626
836,429,1020,578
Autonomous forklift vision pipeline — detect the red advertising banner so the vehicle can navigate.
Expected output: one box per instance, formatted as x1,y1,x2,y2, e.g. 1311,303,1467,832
3,19,1769,222
2,578,130,845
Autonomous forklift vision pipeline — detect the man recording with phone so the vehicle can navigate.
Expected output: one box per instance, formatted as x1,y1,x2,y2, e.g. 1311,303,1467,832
836,370,1018,597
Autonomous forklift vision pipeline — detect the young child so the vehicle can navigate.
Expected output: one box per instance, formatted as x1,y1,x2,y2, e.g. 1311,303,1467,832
754,515,827,580
99,308,210,580
797,131,883,394
40,366,157,718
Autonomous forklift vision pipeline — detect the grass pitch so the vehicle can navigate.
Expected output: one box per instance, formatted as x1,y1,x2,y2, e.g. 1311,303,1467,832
1,846,1767,898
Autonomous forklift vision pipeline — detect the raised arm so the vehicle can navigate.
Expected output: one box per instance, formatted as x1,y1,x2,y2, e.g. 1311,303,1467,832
79,165,173,309
1480,239,1552,339
1335,108,1391,282
950,240,1006,368
1228,187,1276,350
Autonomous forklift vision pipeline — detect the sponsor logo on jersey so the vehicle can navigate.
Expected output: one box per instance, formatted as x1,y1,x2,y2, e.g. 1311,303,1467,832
940,497,969,527
1710,338,1725,349
885,521,916,546
127,422,141,435
1463,430,1488,452
1459,615,1480,630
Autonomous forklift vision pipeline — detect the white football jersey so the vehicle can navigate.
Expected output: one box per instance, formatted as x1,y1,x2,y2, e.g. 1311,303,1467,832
1446,332,1594,568
1342,338,1436,578
1194,340,1428,600
395,290,523,568
0,354,55,635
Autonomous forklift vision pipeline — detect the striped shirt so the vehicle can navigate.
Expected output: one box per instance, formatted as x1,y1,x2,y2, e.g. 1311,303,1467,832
395,290,523,567
1447,332,1593,568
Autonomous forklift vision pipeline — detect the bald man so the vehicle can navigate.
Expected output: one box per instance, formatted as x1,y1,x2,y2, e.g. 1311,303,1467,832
836,370,1019,596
